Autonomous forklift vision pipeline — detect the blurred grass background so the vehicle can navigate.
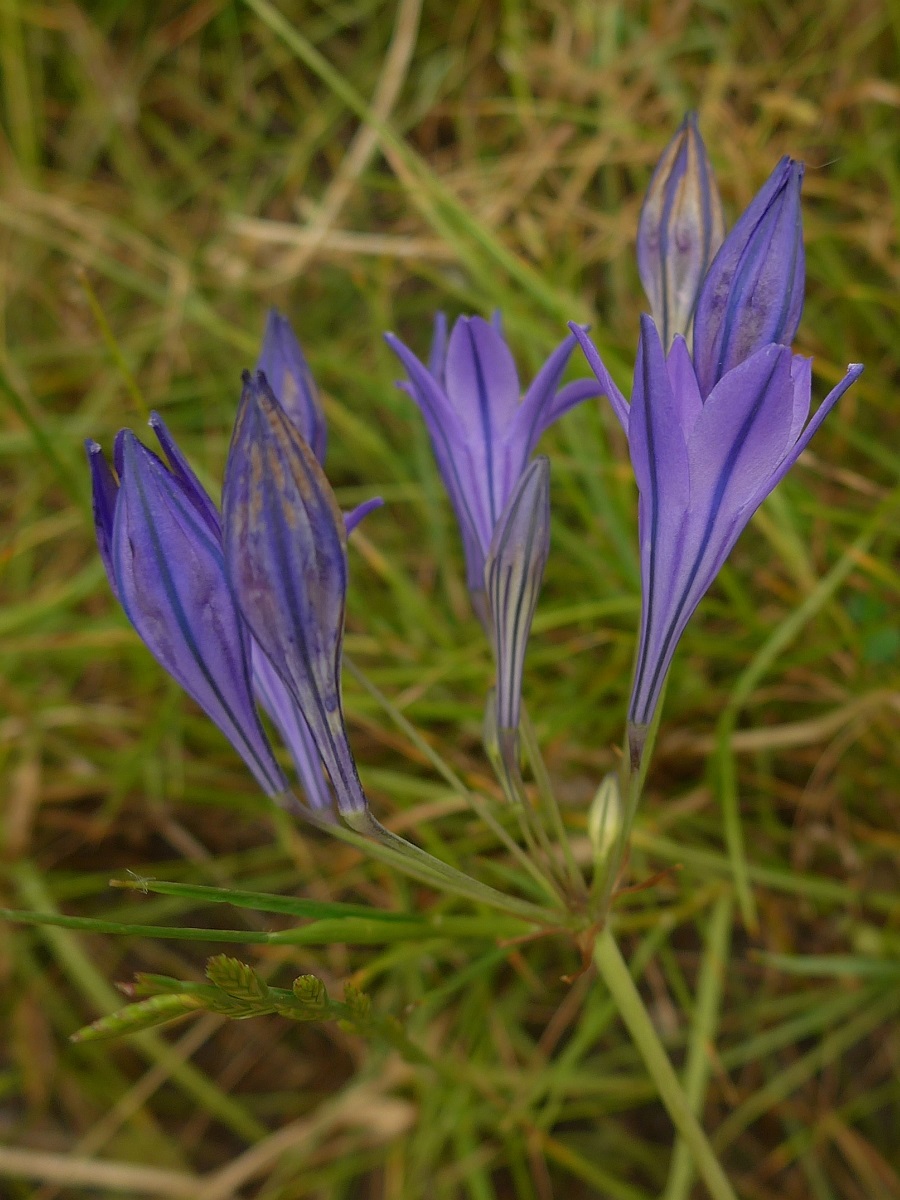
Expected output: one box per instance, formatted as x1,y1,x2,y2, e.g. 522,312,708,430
1,0,899,1197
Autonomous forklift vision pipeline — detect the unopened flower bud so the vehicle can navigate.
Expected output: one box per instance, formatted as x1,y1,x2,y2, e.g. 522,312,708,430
693,157,805,396
588,773,622,865
637,113,724,350
292,974,328,1010
484,457,551,757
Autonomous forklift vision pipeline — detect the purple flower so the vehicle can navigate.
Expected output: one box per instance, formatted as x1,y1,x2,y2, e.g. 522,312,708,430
572,157,862,738
87,314,380,813
573,320,861,734
637,113,724,350
222,373,368,816
385,314,599,610
86,426,292,802
693,157,805,397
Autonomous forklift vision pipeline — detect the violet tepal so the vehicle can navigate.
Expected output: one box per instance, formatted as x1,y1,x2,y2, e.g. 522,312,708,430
637,112,724,350
222,372,369,817
257,307,327,463
692,156,805,397
87,427,291,802
572,154,863,748
385,314,599,613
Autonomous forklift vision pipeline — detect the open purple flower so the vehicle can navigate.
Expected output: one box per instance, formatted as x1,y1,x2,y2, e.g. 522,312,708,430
573,155,863,747
385,314,599,615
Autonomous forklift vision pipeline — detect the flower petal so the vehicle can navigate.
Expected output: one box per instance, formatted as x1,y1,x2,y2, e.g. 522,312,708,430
568,324,630,431
149,411,221,537
86,439,120,598
693,157,805,395
768,362,864,490
625,316,692,726
344,496,384,535
686,343,795,520
629,316,690,511
222,373,367,815
513,331,599,458
251,641,334,813
257,309,327,463
444,315,521,445
665,335,703,434
386,332,488,587
113,432,288,798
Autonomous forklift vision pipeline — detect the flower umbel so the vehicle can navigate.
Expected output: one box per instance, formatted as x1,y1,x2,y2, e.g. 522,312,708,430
573,152,863,740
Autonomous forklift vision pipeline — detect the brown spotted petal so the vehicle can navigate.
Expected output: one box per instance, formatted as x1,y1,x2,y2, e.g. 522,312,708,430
222,372,367,815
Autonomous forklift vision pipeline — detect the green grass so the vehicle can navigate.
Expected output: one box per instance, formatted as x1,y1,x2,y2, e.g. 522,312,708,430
1,1,899,1197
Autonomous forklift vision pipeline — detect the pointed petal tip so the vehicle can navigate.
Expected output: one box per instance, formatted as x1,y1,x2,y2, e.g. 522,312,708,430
344,495,384,535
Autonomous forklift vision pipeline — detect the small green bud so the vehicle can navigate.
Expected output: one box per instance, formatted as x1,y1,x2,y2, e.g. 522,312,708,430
343,982,372,1025
292,974,328,1010
588,773,622,865
205,955,270,1003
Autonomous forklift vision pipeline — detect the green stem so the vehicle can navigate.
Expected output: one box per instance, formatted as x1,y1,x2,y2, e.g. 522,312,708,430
592,693,665,919
519,706,585,897
345,659,567,912
662,892,734,1200
334,808,569,927
593,927,738,1200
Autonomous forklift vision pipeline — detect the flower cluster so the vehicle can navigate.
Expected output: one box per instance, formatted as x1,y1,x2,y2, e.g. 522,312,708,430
87,118,862,867
572,125,861,749
88,315,378,821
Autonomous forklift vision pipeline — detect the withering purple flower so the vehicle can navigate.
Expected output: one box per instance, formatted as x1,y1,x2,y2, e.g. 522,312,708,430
637,113,724,350
573,156,862,744
222,373,368,816
385,314,599,614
